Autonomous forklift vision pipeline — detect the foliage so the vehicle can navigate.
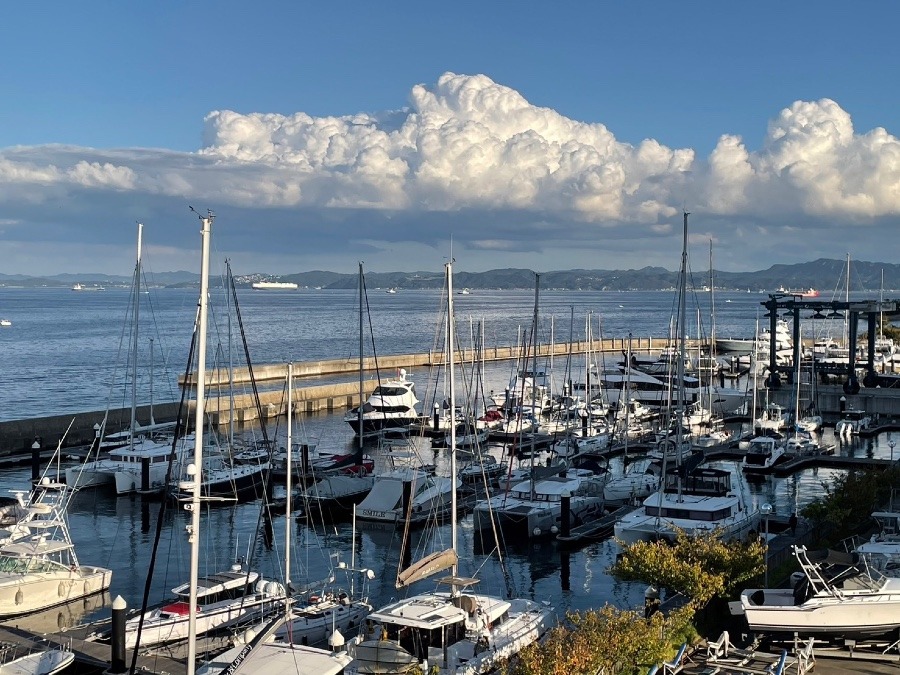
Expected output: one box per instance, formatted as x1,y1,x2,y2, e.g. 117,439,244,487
610,529,766,606
802,466,900,546
507,604,696,675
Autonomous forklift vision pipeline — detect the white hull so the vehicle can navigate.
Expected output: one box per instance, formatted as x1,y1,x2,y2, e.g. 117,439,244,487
741,586,900,637
614,493,759,545
126,592,283,647
0,566,112,618
276,597,371,647
0,648,75,675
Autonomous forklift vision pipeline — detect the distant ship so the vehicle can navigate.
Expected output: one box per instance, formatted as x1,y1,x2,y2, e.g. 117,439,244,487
778,286,819,298
71,283,104,291
251,281,298,290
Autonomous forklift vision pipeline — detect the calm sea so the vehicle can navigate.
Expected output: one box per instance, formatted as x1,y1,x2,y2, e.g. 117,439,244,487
0,284,890,635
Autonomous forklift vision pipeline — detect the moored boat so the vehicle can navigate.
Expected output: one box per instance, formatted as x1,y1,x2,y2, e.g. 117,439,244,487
739,545,900,639
0,478,112,618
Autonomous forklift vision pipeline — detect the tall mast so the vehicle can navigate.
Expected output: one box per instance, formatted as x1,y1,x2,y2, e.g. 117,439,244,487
129,223,142,451
357,262,364,453
285,362,293,601
529,274,540,500
446,260,458,586
187,211,213,675
675,212,689,501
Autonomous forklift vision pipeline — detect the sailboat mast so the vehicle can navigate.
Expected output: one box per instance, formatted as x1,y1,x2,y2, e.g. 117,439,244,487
285,362,293,598
446,260,458,584
187,212,213,675
675,212,689,501
129,222,142,451
530,274,540,501
357,262,364,453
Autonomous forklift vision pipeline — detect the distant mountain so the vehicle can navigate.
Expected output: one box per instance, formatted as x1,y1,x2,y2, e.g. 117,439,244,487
2,259,898,292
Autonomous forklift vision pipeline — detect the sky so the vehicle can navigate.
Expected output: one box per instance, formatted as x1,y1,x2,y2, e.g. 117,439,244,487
2,1,899,277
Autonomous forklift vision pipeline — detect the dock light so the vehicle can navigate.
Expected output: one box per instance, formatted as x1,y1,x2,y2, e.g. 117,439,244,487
890,434,896,463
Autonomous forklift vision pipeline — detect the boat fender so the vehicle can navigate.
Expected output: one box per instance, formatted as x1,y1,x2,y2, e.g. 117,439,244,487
14,589,22,605
84,579,93,595
58,582,68,598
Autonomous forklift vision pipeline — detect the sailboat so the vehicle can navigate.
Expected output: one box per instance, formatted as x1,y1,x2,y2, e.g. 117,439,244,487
66,223,180,494
348,260,554,674
614,212,760,545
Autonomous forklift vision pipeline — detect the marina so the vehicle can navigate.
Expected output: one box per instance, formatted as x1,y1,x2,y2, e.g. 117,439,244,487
2,274,900,673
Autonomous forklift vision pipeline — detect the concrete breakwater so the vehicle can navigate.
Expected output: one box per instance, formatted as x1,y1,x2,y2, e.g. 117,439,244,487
0,336,663,455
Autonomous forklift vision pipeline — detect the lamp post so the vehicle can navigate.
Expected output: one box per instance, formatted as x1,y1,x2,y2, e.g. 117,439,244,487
761,503,773,587
890,434,896,463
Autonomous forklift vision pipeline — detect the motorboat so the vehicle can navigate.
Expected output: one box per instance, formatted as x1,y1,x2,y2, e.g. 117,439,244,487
599,366,702,410
835,408,871,437
741,436,788,474
125,561,286,647
472,467,607,538
740,546,900,639
614,466,759,545
344,370,420,436
491,368,552,413
754,402,791,433
0,479,113,618
0,647,74,675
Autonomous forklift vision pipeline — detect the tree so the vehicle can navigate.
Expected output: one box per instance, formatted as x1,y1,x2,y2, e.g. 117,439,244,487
610,529,765,606
508,604,695,675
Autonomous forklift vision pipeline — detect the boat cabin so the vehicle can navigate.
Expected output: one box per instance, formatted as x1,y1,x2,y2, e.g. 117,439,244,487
662,467,732,497
170,568,261,608
743,437,779,466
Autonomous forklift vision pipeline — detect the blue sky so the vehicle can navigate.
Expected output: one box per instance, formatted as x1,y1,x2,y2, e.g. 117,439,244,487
2,1,899,276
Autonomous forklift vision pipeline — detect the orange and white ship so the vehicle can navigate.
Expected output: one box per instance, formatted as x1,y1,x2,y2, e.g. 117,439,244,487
778,286,819,297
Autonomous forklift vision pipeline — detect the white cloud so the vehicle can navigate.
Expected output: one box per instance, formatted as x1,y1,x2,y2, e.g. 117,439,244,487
0,74,899,275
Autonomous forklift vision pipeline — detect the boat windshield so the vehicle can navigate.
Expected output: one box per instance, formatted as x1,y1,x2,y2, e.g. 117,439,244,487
383,619,466,659
0,555,66,574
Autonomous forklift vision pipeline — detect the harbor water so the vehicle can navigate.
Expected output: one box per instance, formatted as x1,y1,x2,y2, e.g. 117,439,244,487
0,284,895,641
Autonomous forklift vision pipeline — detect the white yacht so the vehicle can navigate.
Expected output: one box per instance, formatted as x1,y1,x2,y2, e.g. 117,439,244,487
614,466,759,545
754,402,791,432
0,479,112,617
740,546,900,639
491,368,552,413
599,366,702,409
740,436,788,474
344,370,420,435
835,408,871,437
472,467,607,537
125,562,286,647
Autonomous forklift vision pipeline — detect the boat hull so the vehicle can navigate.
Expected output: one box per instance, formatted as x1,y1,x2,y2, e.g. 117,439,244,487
741,587,900,639
0,566,113,618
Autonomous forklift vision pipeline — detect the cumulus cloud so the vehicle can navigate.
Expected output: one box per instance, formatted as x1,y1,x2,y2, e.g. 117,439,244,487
0,72,899,275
